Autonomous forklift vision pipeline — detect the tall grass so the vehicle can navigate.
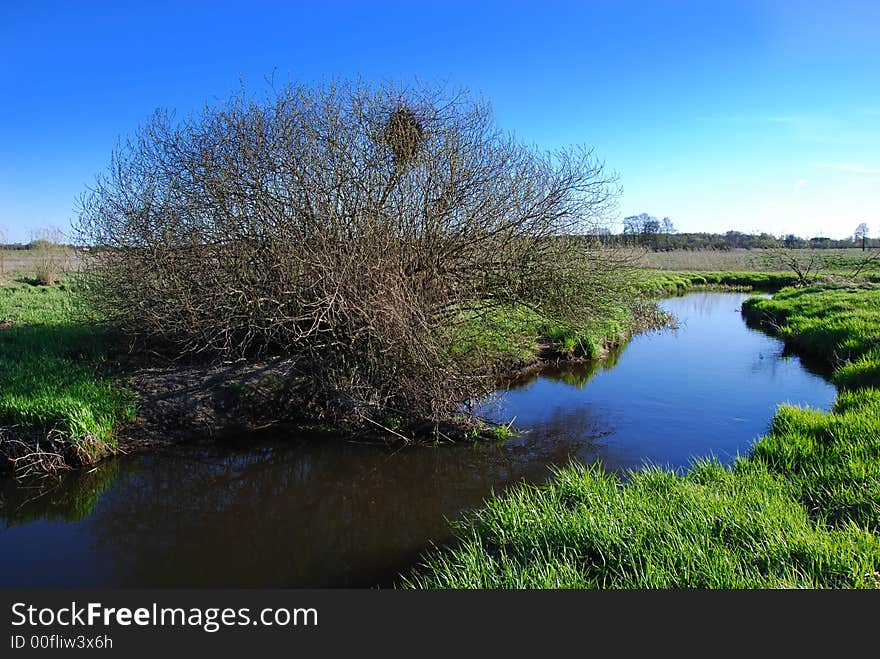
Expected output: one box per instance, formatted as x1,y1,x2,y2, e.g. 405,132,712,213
409,284,880,588
409,460,879,588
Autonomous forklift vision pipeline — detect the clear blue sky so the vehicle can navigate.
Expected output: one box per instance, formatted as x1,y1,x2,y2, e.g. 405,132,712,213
2,0,878,242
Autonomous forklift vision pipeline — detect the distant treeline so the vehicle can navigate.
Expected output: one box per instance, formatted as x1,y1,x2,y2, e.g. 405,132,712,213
1,242,77,250
3,230,877,253
589,213,877,250
600,231,879,251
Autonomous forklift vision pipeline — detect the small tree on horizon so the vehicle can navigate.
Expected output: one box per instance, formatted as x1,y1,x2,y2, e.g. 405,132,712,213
641,215,660,249
855,222,869,251
28,227,69,285
661,217,675,249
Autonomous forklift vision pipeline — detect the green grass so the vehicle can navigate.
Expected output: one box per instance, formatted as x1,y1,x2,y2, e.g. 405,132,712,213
451,301,634,364
409,284,880,588
0,280,136,467
408,460,879,588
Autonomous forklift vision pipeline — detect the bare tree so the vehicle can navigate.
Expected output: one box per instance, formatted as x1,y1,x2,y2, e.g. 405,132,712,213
660,217,675,249
29,227,69,285
622,213,660,248
855,222,869,251
76,80,629,435
622,215,641,246
758,249,823,286
641,215,660,249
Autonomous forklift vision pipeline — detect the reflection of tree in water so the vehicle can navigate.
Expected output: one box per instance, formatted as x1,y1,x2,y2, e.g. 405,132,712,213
1,460,127,526
507,346,624,392
75,426,609,587
668,292,746,318
520,405,614,449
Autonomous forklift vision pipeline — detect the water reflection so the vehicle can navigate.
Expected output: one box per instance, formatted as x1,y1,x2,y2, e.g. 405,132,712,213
0,429,604,587
0,292,838,587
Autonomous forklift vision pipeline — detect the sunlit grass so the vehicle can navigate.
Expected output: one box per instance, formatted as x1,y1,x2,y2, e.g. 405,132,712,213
408,460,880,588
450,302,632,363
0,280,136,465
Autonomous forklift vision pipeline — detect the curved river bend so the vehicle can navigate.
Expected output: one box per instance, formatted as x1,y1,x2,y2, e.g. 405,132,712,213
0,293,836,587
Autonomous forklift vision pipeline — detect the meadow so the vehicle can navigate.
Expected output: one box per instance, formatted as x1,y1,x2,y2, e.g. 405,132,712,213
639,247,880,277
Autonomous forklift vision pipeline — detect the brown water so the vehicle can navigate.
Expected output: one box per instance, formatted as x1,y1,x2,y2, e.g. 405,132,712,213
0,293,837,587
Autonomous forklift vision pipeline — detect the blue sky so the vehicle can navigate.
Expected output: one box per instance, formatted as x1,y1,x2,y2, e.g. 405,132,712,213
2,0,878,242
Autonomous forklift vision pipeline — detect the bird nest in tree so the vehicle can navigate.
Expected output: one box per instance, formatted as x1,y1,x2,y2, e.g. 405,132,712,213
383,104,424,166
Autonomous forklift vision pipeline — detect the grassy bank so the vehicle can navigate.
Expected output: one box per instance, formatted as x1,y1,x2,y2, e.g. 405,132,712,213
409,283,880,588
634,270,803,296
0,280,136,473
743,284,880,391
452,300,643,364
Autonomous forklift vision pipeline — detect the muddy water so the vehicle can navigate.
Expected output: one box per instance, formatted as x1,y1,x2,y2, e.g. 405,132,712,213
0,293,837,587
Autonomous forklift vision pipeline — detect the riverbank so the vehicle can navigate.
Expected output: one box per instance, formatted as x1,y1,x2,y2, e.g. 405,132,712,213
408,282,880,588
0,273,669,475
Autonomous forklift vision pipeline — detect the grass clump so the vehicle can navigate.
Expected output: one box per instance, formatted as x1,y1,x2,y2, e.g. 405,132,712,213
0,280,136,471
409,460,880,588
751,390,880,532
451,300,638,366
410,283,880,588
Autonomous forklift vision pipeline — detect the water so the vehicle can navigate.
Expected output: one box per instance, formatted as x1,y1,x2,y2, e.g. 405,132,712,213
486,292,836,471
0,293,837,587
